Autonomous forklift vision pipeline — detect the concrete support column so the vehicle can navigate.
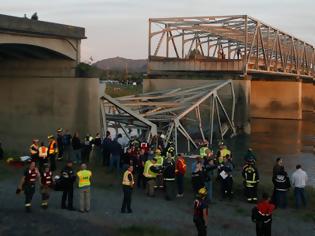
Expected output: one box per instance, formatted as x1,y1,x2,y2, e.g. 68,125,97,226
251,80,302,120
302,80,314,112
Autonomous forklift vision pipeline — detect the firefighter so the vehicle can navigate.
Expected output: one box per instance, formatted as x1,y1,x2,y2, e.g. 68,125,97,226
163,153,176,200
56,128,64,161
16,161,40,212
38,142,48,171
164,140,175,157
40,164,53,209
242,160,260,203
193,187,208,236
61,160,76,210
252,192,275,236
143,157,160,197
121,165,134,213
48,135,58,171
29,139,39,163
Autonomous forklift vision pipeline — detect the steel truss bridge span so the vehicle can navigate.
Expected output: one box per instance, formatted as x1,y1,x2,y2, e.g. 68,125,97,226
100,80,236,153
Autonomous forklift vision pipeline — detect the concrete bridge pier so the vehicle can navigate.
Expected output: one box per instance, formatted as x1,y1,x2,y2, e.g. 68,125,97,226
302,79,314,112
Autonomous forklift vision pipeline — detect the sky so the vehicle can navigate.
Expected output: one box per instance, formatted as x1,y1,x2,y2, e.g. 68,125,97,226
2,0,315,62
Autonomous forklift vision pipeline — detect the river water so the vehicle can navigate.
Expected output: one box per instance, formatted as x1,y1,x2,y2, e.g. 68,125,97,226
227,112,315,186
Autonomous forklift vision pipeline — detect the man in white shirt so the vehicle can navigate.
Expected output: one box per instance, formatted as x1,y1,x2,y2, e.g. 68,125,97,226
291,164,308,208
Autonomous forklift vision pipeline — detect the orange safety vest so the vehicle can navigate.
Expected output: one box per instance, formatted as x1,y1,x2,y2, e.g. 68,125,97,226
48,140,58,155
39,146,48,159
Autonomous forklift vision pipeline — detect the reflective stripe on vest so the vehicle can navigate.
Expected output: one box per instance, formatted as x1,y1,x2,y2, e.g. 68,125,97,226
77,170,92,188
143,160,157,178
122,170,134,186
48,141,57,155
39,146,48,158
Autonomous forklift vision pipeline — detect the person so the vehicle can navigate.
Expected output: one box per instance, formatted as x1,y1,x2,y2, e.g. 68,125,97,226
29,139,39,163
191,157,205,195
0,142,3,160
16,161,40,212
40,164,53,209
199,140,210,159
272,166,290,208
242,160,260,203
102,131,112,166
61,161,76,210
244,148,256,164
217,142,231,165
291,164,308,208
164,140,175,157
77,163,92,213
135,149,147,189
48,135,58,171
92,133,102,164
56,128,64,161
193,187,208,236
175,153,186,197
82,134,93,163
163,153,176,200
110,139,122,173
203,154,216,203
218,156,234,200
237,48,242,60
154,149,164,188
72,132,81,164
38,142,48,171
121,165,134,213
143,157,161,197
63,129,72,161
252,193,275,236
272,157,283,177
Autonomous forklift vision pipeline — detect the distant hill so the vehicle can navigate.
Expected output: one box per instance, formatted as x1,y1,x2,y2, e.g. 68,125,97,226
93,57,147,72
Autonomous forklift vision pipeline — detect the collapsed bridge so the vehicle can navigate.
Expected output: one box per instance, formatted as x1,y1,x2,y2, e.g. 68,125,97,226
100,80,236,153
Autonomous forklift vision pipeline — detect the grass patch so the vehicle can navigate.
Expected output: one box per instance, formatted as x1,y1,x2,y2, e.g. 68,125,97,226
118,225,177,236
105,84,142,97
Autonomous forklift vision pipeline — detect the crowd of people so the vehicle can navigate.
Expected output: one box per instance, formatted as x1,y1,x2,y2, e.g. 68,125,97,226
12,128,310,236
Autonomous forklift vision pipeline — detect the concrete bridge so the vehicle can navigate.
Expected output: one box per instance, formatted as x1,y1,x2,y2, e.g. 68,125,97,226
145,15,314,126
0,14,99,152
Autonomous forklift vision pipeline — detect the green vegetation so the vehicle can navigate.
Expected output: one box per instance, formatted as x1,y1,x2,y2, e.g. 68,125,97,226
118,225,177,236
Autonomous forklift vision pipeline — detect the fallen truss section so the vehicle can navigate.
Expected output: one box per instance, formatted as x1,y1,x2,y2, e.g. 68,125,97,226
100,80,236,153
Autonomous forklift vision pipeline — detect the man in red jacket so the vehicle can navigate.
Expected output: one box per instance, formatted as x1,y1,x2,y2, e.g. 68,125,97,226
175,153,186,197
252,192,275,236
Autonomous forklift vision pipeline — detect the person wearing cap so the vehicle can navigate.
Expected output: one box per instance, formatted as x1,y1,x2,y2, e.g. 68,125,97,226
61,161,76,210
40,164,53,209
193,187,208,236
77,163,92,213
121,165,134,213
48,135,58,171
143,157,161,197
242,160,260,203
29,139,39,163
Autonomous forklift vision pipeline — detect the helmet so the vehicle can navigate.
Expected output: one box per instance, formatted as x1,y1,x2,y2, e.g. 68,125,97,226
47,135,54,139
198,187,207,196
57,128,63,132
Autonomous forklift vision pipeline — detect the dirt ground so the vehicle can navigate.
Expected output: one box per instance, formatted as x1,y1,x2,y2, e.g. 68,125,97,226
0,161,314,236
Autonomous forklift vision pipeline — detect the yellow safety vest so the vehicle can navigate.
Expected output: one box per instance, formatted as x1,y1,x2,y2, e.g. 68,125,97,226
219,148,231,163
122,170,134,186
155,155,164,166
77,170,92,188
143,160,158,178
199,147,209,158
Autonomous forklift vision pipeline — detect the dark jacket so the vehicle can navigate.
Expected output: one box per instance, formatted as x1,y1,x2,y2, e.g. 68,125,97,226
163,158,176,180
110,140,122,156
72,136,81,150
61,166,76,187
273,170,291,191
203,159,216,182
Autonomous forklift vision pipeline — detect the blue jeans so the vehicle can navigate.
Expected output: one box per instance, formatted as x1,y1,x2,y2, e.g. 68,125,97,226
110,154,120,173
205,181,213,202
275,190,287,209
73,149,81,164
294,187,306,208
